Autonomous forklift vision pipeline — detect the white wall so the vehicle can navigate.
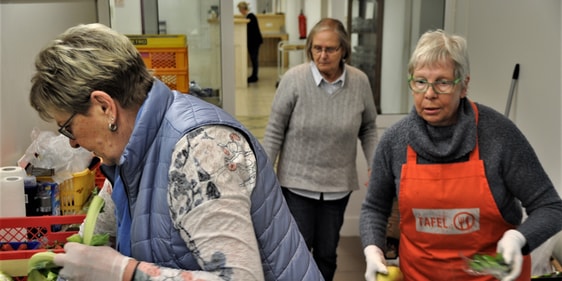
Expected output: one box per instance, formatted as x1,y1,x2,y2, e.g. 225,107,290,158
0,0,97,166
452,0,561,191
110,0,142,34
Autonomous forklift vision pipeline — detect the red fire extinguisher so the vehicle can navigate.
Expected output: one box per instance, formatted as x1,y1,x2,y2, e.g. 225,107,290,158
298,10,307,39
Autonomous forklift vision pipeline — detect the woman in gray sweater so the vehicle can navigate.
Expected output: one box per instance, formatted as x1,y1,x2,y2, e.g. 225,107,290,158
360,29,562,281
263,18,378,281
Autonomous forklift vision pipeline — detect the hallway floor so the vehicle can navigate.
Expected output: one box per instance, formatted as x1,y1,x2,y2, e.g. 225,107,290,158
234,66,366,281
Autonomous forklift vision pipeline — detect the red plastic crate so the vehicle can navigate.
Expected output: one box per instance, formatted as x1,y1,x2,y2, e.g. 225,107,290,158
95,167,106,189
0,215,85,280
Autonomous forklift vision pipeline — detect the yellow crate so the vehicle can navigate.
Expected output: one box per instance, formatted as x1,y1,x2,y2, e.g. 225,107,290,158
137,47,188,70
126,34,187,48
37,169,95,215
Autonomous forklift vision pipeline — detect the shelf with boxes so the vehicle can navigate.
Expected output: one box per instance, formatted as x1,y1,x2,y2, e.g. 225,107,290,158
127,34,190,93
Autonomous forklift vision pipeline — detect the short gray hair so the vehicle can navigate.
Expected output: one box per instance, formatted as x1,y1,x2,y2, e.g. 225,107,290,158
408,29,470,90
30,23,153,121
305,18,350,63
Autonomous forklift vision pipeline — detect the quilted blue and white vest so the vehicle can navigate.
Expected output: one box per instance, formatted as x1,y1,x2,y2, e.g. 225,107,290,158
103,80,323,281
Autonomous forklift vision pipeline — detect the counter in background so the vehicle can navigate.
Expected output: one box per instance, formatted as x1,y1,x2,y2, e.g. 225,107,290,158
256,14,288,67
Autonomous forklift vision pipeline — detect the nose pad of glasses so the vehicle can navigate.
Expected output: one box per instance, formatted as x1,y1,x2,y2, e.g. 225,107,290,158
424,86,439,97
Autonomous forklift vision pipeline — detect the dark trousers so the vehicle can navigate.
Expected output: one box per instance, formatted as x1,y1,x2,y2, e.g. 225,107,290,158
282,187,351,281
248,45,260,78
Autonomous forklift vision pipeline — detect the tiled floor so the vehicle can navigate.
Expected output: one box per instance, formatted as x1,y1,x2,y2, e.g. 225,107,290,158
235,66,366,281
235,66,280,141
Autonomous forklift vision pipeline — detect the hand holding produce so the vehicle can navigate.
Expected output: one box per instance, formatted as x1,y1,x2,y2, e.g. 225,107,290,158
27,189,110,281
496,229,526,281
376,266,403,281
53,242,131,281
364,245,389,281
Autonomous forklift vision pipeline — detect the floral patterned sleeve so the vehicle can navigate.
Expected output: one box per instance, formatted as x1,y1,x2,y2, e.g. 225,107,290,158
133,125,264,281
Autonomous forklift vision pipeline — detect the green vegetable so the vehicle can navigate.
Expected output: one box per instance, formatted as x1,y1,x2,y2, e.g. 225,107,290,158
82,193,105,246
65,233,82,243
467,253,511,279
65,232,109,246
27,252,59,281
27,189,108,280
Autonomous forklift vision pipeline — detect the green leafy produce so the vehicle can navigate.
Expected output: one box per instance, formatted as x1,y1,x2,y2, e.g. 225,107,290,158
27,252,59,281
65,233,110,246
28,190,107,281
466,253,511,279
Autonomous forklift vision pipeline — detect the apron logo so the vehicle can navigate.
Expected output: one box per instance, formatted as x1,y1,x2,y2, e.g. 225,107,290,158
453,211,477,231
413,208,480,234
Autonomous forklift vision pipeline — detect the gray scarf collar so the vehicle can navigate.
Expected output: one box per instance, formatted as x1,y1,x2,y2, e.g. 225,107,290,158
406,98,477,163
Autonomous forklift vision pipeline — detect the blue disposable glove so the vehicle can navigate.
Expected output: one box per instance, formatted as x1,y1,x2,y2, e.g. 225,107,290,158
496,229,526,281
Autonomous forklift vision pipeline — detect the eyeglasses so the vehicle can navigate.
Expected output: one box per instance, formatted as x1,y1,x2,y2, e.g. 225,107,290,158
312,45,341,55
58,112,77,140
408,76,461,95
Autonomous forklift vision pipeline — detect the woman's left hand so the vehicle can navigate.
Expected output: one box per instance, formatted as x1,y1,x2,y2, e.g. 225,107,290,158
496,229,526,281
54,242,131,281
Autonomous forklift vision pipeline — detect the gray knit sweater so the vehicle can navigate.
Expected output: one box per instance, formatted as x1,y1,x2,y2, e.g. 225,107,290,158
360,98,562,254
263,63,378,193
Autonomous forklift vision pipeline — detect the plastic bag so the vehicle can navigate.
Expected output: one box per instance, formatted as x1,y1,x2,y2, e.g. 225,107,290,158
18,127,93,183
531,230,562,276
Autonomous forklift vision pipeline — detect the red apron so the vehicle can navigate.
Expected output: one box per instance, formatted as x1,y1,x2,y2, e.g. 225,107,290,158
398,102,531,281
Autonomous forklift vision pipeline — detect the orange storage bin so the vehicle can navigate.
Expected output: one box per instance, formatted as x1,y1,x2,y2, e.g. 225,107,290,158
137,47,188,70
154,69,189,93
0,215,85,280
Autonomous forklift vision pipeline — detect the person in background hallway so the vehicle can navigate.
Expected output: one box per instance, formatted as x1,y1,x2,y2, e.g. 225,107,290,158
238,1,263,83
29,23,324,281
359,29,562,281
262,18,378,281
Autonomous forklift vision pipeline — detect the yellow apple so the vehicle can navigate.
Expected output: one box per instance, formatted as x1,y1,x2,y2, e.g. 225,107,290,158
376,266,403,281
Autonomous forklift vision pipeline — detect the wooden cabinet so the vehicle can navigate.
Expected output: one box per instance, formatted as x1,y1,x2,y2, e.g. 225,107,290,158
347,0,384,114
256,14,288,67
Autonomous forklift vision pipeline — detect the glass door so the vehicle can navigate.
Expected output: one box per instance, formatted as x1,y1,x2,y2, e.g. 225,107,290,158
348,0,384,114
109,0,223,107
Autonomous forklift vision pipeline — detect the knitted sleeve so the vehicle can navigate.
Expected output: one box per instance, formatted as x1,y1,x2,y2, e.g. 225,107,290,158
360,121,405,250
262,66,300,163
351,66,378,166
477,104,562,252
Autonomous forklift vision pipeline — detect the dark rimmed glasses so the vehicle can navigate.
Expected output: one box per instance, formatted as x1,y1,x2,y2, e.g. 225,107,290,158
408,76,461,95
312,45,341,55
58,112,77,140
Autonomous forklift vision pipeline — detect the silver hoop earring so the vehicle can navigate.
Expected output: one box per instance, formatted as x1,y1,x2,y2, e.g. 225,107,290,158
109,123,118,132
